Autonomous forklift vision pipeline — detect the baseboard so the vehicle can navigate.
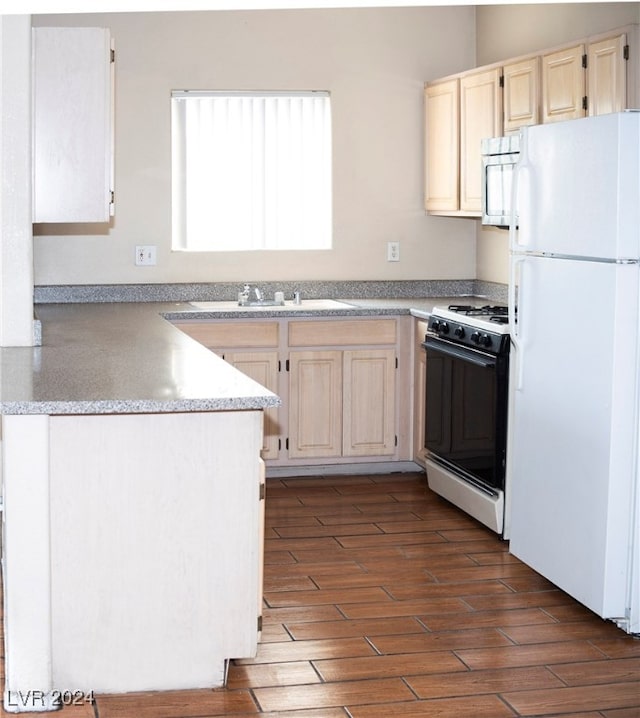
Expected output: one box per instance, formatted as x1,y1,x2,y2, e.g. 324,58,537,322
265,461,424,479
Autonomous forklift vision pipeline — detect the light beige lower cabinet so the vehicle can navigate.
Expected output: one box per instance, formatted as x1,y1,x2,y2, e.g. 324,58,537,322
288,347,397,460
174,316,408,467
288,319,398,461
288,349,343,459
225,351,280,459
173,321,281,459
343,348,397,457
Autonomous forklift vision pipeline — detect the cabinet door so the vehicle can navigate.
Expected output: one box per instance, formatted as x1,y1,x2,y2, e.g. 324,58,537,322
225,351,280,460
288,350,342,459
460,68,503,213
33,27,114,223
343,349,396,458
503,56,540,133
542,43,585,123
424,79,459,212
587,34,627,116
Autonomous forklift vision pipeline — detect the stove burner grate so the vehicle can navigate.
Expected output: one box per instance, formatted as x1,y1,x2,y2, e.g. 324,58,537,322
447,304,508,317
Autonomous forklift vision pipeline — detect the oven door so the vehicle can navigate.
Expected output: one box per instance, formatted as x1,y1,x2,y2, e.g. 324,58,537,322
423,335,508,495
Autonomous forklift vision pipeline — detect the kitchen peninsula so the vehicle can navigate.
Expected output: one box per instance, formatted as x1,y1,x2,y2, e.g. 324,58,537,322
0,302,280,711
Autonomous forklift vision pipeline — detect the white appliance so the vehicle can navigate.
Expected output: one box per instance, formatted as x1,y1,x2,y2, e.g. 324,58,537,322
481,134,520,228
423,305,510,534
507,110,640,635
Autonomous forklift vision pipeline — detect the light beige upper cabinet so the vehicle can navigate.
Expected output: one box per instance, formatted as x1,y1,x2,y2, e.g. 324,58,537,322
33,27,115,223
503,56,540,133
424,24,635,219
459,68,503,212
542,43,586,123
424,79,459,212
587,33,627,116
424,68,502,216
542,33,629,122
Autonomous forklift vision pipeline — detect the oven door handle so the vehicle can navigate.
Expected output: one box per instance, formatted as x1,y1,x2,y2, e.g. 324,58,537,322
423,337,497,369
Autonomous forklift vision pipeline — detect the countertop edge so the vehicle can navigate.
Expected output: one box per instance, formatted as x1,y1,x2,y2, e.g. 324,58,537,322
1,297,489,416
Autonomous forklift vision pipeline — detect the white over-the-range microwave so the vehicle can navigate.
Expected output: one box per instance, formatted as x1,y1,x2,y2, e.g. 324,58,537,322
481,134,520,228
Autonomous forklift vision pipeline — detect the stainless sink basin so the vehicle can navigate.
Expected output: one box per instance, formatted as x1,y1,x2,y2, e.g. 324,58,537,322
237,299,285,307
189,299,355,311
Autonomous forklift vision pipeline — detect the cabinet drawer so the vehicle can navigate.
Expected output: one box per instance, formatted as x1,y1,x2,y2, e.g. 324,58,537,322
289,319,396,347
174,321,279,348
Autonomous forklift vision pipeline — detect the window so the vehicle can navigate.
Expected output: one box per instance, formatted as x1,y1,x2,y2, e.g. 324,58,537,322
171,90,332,252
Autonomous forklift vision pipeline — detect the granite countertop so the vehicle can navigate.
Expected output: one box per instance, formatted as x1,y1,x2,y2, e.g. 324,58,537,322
0,296,487,416
162,296,468,321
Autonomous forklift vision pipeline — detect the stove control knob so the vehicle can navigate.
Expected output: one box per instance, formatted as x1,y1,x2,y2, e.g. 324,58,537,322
481,334,492,348
471,331,481,344
431,320,441,332
454,326,465,338
439,322,449,335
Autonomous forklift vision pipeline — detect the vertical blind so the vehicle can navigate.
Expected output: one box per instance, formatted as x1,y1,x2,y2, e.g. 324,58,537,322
171,91,332,251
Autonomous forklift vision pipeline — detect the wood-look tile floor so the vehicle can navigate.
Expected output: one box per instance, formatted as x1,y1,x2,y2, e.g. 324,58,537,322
3,471,640,717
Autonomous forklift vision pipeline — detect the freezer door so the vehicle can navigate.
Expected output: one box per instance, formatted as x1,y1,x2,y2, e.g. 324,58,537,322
514,111,640,260
508,254,638,620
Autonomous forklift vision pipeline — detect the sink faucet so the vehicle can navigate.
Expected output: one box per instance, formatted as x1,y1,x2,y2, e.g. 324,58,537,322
238,284,264,305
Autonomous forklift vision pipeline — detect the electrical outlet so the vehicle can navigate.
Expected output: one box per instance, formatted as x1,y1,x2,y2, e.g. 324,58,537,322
387,241,400,262
135,245,157,266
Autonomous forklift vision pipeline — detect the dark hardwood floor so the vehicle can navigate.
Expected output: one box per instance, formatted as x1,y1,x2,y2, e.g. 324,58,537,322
3,471,640,717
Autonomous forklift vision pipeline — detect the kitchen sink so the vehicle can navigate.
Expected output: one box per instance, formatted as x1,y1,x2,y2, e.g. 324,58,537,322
189,299,356,311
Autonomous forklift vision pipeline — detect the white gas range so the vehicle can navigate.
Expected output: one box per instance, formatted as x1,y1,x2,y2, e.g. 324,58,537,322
421,304,511,535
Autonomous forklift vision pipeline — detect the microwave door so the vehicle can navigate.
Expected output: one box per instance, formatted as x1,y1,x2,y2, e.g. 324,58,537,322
483,156,516,228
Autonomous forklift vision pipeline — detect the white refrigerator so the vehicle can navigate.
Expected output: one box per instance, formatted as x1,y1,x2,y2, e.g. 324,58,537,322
507,110,640,635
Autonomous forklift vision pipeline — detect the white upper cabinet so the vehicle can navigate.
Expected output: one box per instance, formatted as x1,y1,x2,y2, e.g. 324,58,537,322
33,27,115,223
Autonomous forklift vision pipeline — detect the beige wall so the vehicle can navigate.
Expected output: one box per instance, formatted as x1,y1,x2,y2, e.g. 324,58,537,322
475,2,640,285
32,7,477,286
